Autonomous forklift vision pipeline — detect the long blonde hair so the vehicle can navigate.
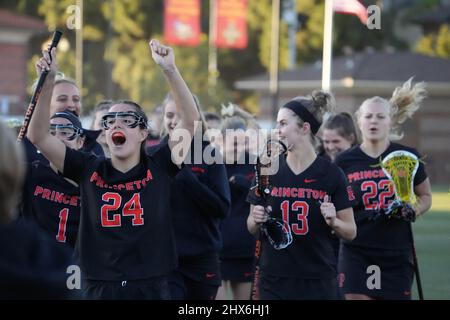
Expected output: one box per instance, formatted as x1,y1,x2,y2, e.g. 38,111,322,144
0,122,25,224
356,78,427,140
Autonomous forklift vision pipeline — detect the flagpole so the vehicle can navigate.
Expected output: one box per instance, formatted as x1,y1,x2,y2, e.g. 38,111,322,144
322,0,333,91
76,0,83,95
270,0,280,124
208,0,218,93
106,0,114,99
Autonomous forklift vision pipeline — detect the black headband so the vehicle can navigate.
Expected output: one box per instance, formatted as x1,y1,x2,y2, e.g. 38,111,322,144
50,111,83,131
282,100,321,134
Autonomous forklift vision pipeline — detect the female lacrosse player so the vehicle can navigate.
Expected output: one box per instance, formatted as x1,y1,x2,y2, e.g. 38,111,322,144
155,93,230,300
335,79,432,300
321,112,358,161
247,91,356,300
28,40,199,299
24,73,103,164
216,116,257,300
320,112,359,270
0,121,75,299
20,110,85,248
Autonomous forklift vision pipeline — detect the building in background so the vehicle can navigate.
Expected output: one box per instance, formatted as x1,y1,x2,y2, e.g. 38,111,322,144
235,50,450,185
0,10,46,116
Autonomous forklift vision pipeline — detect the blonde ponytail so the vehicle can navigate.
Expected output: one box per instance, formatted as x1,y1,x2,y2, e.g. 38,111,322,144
389,78,427,139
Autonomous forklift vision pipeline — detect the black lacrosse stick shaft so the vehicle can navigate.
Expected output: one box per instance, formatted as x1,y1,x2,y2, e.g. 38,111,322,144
409,223,424,300
249,158,269,300
249,140,286,300
17,31,63,142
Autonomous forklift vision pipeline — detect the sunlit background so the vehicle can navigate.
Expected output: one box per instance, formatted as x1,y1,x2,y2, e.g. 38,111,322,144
1,0,449,299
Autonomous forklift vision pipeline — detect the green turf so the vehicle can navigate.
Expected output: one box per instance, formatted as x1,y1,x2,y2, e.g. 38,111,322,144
430,185,450,193
411,204,450,299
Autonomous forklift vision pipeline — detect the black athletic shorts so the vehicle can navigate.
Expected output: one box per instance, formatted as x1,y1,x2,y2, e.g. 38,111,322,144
82,276,171,300
259,274,338,300
169,270,219,300
169,253,221,300
338,244,414,300
220,257,253,282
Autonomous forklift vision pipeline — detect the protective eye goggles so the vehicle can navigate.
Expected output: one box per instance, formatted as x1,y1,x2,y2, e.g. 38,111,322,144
261,218,293,250
49,124,83,141
100,111,148,130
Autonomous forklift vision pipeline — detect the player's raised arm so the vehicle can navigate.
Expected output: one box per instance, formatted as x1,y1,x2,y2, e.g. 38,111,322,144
27,48,67,172
149,40,199,145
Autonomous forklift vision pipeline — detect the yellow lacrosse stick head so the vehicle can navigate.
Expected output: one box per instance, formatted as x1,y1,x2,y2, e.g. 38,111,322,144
381,150,419,204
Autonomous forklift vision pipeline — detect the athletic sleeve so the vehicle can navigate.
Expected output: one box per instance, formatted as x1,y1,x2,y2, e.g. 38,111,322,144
83,140,104,157
331,166,354,212
63,146,97,183
176,164,231,219
22,137,47,164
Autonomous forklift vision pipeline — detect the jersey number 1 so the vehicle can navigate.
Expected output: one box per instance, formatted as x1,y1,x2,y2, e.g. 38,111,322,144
56,208,69,242
101,192,144,227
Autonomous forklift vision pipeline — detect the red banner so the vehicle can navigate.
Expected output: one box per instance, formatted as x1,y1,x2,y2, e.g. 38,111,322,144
164,0,201,46
215,0,248,49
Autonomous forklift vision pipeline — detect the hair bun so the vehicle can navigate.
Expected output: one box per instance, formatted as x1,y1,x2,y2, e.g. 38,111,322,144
311,90,335,116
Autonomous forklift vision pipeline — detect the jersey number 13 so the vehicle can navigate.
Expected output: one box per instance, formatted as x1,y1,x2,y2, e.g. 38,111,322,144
280,200,309,235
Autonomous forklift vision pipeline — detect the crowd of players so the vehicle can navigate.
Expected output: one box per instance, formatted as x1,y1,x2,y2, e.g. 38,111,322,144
0,40,431,300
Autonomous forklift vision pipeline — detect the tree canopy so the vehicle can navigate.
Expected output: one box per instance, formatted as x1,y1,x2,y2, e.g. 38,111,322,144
2,0,439,115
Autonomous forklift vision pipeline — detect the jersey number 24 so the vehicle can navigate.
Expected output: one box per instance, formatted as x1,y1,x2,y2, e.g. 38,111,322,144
101,192,144,227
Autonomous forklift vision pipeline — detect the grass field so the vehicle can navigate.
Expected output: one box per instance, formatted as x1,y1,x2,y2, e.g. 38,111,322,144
411,187,450,300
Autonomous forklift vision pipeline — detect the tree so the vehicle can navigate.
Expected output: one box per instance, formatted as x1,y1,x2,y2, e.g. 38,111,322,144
3,0,411,115
32,0,232,113
415,24,450,58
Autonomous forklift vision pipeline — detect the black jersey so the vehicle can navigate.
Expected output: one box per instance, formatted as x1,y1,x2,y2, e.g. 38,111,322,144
247,156,353,279
23,137,48,164
167,139,230,257
20,161,80,248
221,154,256,259
335,142,427,249
63,143,179,281
23,136,104,164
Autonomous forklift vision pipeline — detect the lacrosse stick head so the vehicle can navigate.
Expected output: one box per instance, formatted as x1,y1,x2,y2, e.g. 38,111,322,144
381,150,419,204
261,218,293,250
